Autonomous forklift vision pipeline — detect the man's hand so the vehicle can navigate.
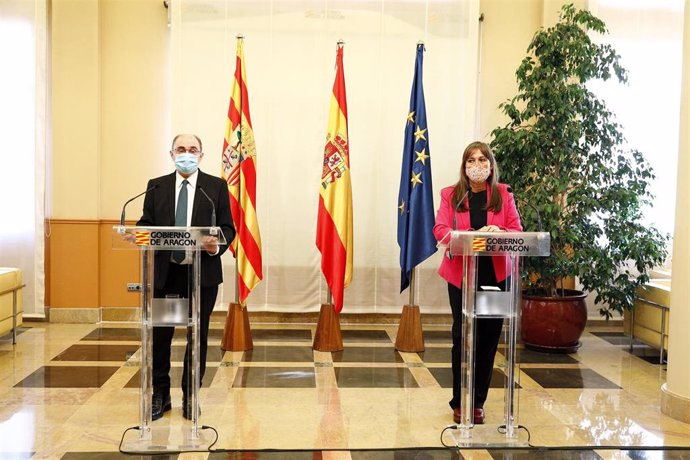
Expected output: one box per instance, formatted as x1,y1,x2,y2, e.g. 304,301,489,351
202,235,219,255
123,231,136,243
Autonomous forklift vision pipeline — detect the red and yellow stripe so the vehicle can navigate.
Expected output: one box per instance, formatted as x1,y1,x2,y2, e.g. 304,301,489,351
135,231,150,246
316,44,353,313
222,37,263,304
472,237,487,252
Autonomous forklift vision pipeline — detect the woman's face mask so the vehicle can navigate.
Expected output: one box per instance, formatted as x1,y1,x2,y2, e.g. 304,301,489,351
465,151,491,183
465,164,491,183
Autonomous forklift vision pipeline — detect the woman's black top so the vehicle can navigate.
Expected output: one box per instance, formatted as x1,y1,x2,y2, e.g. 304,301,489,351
468,190,499,288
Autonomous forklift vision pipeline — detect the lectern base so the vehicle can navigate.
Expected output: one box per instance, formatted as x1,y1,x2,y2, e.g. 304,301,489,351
120,425,215,454
221,302,253,351
394,304,425,352
313,304,343,351
447,423,529,448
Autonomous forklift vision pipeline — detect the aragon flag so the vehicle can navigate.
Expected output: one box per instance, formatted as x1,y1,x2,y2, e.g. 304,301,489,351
316,42,353,313
221,37,263,304
397,43,437,292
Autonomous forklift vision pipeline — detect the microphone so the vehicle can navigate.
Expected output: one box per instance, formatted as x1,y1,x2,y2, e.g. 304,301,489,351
507,186,543,232
453,190,471,231
197,186,217,232
449,189,471,260
120,185,157,227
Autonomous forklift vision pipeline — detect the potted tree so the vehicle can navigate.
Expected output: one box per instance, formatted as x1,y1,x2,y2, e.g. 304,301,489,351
490,4,668,352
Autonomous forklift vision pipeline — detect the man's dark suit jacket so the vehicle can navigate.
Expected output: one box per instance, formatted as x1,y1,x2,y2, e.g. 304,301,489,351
137,170,235,290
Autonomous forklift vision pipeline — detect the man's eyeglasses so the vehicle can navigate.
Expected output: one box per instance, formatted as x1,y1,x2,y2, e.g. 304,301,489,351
173,147,201,155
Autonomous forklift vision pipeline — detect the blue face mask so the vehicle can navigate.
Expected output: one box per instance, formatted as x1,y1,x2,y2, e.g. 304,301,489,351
174,153,199,175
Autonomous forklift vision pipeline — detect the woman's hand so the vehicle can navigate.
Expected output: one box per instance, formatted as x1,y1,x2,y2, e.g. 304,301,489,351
477,225,502,232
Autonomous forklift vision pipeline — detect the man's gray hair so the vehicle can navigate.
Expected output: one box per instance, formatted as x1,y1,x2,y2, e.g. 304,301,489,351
171,134,203,152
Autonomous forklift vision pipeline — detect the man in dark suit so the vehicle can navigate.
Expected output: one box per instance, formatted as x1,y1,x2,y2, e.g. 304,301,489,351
137,133,235,420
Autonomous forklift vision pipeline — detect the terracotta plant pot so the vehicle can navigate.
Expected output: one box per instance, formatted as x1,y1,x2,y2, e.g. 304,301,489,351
521,289,587,353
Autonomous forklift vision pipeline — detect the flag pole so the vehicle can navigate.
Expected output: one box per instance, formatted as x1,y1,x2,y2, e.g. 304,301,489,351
408,267,416,306
314,285,342,352
223,256,252,351
234,32,244,307
397,267,424,352
234,258,240,303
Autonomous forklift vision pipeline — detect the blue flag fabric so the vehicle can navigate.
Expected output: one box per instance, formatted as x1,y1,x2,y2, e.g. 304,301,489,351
397,44,437,293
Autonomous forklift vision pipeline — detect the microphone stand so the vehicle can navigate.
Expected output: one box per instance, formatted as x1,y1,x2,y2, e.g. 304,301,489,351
118,185,157,233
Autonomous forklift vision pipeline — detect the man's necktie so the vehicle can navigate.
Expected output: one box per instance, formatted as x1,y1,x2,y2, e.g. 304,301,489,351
172,180,189,263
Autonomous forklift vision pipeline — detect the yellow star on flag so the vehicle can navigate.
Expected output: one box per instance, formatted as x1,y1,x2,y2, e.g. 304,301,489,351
410,171,422,188
399,200,405,215
406,111,415,124
415,148,429,165
413,126,427,142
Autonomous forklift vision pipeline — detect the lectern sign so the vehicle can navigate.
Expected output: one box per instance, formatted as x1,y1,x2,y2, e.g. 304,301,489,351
473,236,529,253
448,231,550,257
113,226,222,251
136,230,196,247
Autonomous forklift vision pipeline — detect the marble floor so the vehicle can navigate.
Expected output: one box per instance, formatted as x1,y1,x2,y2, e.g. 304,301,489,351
0,321,689,459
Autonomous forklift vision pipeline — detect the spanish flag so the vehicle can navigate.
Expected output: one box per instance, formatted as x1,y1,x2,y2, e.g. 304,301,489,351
222,37,263,304
316,43,353,313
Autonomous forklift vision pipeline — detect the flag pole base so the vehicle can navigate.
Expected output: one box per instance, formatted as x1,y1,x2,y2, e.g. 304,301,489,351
313,304,343,352
221,302,253,351
394,304,425,352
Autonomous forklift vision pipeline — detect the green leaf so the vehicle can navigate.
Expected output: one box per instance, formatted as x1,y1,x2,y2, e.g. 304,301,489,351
490,3,669,317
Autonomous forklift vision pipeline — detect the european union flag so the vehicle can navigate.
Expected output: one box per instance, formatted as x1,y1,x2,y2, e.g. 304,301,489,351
397,43,437,293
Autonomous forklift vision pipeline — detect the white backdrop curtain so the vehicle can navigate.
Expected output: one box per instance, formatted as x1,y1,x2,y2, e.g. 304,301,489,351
170,0,480,313
0,0,47,317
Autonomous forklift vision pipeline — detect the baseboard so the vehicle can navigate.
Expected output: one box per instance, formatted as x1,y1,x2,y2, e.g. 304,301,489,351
586,318,623,327
41,307,625,328
43,306,453,326
47,307,100,323
661,383,690,424
101,307,139,322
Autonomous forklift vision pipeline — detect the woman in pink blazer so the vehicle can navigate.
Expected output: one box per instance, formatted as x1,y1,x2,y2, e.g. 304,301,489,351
433,141,522,425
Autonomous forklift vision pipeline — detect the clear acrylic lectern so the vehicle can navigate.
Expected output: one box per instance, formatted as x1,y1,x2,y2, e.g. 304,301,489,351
113,225,226,453
441,231,549,447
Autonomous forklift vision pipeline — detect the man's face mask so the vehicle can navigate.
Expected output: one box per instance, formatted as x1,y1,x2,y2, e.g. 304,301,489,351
174,152,199,175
